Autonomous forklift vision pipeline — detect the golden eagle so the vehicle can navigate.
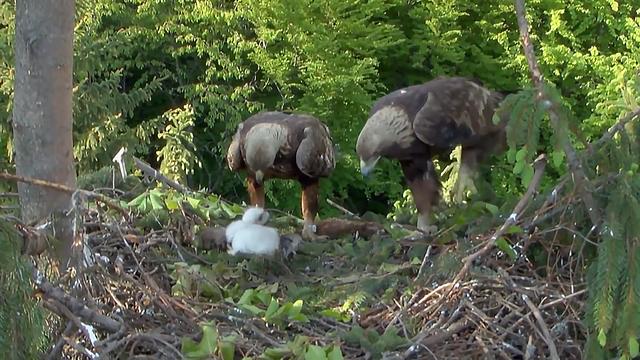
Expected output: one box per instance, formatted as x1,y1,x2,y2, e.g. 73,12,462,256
227,111,336,240
356,76,509,234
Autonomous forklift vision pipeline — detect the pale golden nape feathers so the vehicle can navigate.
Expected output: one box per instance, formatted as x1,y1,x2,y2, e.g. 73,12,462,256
243,122,289,176
356,106,414,160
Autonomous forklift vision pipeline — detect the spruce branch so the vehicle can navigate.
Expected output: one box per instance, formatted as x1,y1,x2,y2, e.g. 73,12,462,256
514,0,602,229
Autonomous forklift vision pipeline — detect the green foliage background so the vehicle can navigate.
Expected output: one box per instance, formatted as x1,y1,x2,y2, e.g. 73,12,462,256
1,0,638,215
0,1,640,357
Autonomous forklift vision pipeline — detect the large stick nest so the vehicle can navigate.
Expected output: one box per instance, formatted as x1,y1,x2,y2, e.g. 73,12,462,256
10,170,588,360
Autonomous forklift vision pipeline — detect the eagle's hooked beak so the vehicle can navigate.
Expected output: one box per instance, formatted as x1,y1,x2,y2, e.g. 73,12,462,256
360,156,380,178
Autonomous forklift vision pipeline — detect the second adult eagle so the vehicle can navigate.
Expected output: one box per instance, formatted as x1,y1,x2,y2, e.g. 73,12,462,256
227,111,336,240
356,76,510,234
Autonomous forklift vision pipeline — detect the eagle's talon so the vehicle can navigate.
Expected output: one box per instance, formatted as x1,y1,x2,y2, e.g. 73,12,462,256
416,214,438,236
418,224,438,236
302,224,327,241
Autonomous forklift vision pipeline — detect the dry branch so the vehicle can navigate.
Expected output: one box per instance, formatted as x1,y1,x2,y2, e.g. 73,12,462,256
132,156,191,194
0,172,129,220
35,273,122,333
452,154,547,284
514,0,602,228
522,294,560,360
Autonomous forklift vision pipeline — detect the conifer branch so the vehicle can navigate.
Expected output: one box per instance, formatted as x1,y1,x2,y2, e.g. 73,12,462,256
514,0,602,228
589,107,640,153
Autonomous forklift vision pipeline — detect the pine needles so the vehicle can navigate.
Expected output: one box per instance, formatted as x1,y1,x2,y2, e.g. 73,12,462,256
0,219,48,360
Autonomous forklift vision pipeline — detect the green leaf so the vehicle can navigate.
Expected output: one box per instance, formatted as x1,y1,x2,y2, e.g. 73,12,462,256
305,345,328,360
149,191,164,210
327,346,344,360
598,328,607,348
262,346,292,359
520,163,534,187
513,160,524,174
507,148,516,163
495,237,517,261
239,304,264,315
187,196,202,209
492,112,502,125
220,339,236,360
629,337,639,358
238,289,255,305
515,147,527,162
181,323,218,359
264,297,280,319
506,225,523,234
165,197,180,211
551,150,564,168
221,202,239,218
289,299,304,317
484,203,500,216
127,192,147,207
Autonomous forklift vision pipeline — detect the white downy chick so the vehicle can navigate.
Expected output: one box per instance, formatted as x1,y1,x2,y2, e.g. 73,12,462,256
226,206,280,256
227,223,281,256
225,206,270,246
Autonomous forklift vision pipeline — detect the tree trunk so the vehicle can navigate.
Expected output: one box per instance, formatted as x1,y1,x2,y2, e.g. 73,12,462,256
13,0,77,270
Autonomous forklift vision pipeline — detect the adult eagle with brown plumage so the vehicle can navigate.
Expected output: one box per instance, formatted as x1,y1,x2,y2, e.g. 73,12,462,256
227,111,336,240
356,76,510,234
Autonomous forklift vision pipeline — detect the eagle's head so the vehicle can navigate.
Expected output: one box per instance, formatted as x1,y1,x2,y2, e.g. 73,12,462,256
242,206,270,225
243,123,288,183
356,135,381,178
357,105,412,177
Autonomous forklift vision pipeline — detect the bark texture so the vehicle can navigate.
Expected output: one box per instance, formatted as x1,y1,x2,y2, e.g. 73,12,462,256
13,0,77,268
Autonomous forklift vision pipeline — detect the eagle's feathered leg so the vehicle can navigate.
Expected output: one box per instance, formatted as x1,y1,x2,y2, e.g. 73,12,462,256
453,147,482,203
300,179,327,241
247,175,265,208
401,160,440,235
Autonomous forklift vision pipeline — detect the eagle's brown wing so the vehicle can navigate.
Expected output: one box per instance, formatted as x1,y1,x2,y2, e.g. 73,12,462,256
412,78,503,149
295,122,336,178
226,123,245,171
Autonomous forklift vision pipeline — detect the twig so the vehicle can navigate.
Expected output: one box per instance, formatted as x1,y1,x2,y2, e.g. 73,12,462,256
416,245,433,280
451,154,547,285
539,289,587,310
45,321,75,360
34,271,122,333
588,107,640,153
522,293,560,360
403,319,472,358
326,198,358,217
132,156,191,194
514,0,602,228
0,172,129,220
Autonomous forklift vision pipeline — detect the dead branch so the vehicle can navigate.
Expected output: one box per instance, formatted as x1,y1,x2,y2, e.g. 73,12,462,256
403,319,473,359
326,198,358,217
522,294,560,360
132,156,191,194
0,172,129,220
514,0,602,228
452,154,547,284
35,272,122,333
